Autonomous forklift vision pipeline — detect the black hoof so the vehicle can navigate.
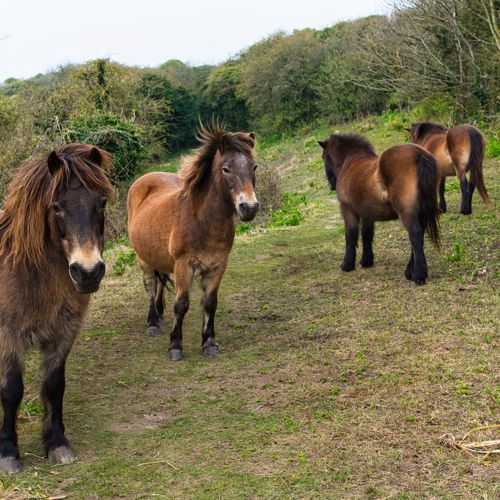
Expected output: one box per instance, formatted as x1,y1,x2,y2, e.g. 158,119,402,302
48,446,76,465
0,456,22,473
439,204,447,213
412,274,427,285
460,209,472,215
340,265,355,273
146,326,162,337
169,349,183,361
203,345,220,357
360,259,374,268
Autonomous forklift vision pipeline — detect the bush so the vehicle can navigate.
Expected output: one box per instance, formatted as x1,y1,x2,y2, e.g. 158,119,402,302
485,138,500,158
63,113,145,183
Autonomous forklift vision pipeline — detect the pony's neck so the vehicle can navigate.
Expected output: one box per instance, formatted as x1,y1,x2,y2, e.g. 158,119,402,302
193,176,236,241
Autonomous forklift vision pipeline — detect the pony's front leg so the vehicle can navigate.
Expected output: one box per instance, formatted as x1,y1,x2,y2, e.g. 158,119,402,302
201,268,226,357
340,205,359,272
41,348,76,465
169,260,194,361
360,220,375,268
0,355,24,473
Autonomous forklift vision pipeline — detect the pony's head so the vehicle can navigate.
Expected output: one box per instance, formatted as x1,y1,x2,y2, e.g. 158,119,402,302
0,144,114,294
318,133,376,187
406,122,446,143
181,124,260,222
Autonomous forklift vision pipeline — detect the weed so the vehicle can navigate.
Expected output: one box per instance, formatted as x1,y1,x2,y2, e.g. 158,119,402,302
445,242,465,263
269,192,306,227
112,249,136,276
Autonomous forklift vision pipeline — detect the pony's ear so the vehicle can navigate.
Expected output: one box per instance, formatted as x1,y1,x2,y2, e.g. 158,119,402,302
89,147,103,166
247,132,256,148
318,140,327,149
47,151,63,175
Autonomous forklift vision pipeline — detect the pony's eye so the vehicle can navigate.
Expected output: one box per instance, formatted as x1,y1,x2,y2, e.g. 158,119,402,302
222,166,230,175
98,197,107,209
52,202,63,215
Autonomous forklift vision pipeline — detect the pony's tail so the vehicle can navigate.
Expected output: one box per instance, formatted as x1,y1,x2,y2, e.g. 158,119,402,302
466,129,489,203
416,150,441,250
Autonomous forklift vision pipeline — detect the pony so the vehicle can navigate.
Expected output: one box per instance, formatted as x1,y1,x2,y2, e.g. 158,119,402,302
407,122,489,214
0,144,113,473
128,124,259,361
318,133,441,284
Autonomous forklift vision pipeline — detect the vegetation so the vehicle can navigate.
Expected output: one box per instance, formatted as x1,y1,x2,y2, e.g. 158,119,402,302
0,120,497,498
1,0,498,209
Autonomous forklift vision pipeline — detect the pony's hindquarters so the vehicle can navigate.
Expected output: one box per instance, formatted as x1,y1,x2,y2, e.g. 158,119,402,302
380,144,441,284
447,125,489,204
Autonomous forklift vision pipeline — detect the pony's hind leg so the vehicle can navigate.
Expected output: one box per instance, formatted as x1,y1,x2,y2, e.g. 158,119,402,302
0,353,24,473
360,220,375,268
340,205,359,272
139,259,162,337
438,177,447,213
169,259,194,361
200,267,226,357
155,273,167,328
403,216,428,285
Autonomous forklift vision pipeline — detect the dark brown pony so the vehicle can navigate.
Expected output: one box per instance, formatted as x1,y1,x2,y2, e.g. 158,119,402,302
128,124,259,361
318,133,441,284
408,122,489,214
0,144,113,473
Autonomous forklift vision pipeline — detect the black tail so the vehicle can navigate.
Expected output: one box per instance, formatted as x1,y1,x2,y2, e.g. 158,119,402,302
155,270,175,294
467,129,489,203
416,150,441,250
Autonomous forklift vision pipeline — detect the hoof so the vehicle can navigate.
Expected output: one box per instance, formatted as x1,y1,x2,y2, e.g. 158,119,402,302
203,345,220,357
412,276,427,286
169,349,183,361
146,326,162,337
339,265,355,273
360,260,374,268
439,205,447,213
0,456,22,473
460,209,472,216
48,446,76,465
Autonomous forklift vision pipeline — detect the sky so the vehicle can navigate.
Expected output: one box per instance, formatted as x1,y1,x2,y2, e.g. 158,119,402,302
0,0,388,83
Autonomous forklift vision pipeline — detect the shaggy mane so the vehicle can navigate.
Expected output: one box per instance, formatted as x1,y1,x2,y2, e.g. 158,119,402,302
412,122,446,140
179,123,255,193
328,133,377,158
0,143,114,269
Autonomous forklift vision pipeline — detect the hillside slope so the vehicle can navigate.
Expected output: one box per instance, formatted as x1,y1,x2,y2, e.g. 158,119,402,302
2,120,499,499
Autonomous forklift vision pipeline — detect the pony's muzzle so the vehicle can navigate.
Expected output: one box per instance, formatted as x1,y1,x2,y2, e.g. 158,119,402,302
237,201,260,222
69,261,105,293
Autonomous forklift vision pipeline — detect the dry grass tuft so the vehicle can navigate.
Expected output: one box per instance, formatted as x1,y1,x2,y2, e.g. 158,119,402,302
441,424,500,460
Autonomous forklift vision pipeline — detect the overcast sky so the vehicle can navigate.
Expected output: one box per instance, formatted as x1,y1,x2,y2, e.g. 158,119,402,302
0,0,388,83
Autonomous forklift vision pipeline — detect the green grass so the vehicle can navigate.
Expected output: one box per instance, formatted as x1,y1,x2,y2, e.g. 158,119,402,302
2,117,499,499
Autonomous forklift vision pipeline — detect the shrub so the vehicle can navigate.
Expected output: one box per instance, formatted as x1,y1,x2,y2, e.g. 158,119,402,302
63,113,145,183
485,138,500,158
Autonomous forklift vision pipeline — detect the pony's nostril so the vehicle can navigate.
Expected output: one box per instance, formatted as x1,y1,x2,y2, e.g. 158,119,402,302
94,261,106,280
69,263,81,282
239,202,249,212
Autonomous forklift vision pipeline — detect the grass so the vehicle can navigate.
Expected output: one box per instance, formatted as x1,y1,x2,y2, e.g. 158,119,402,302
1,118,499,499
